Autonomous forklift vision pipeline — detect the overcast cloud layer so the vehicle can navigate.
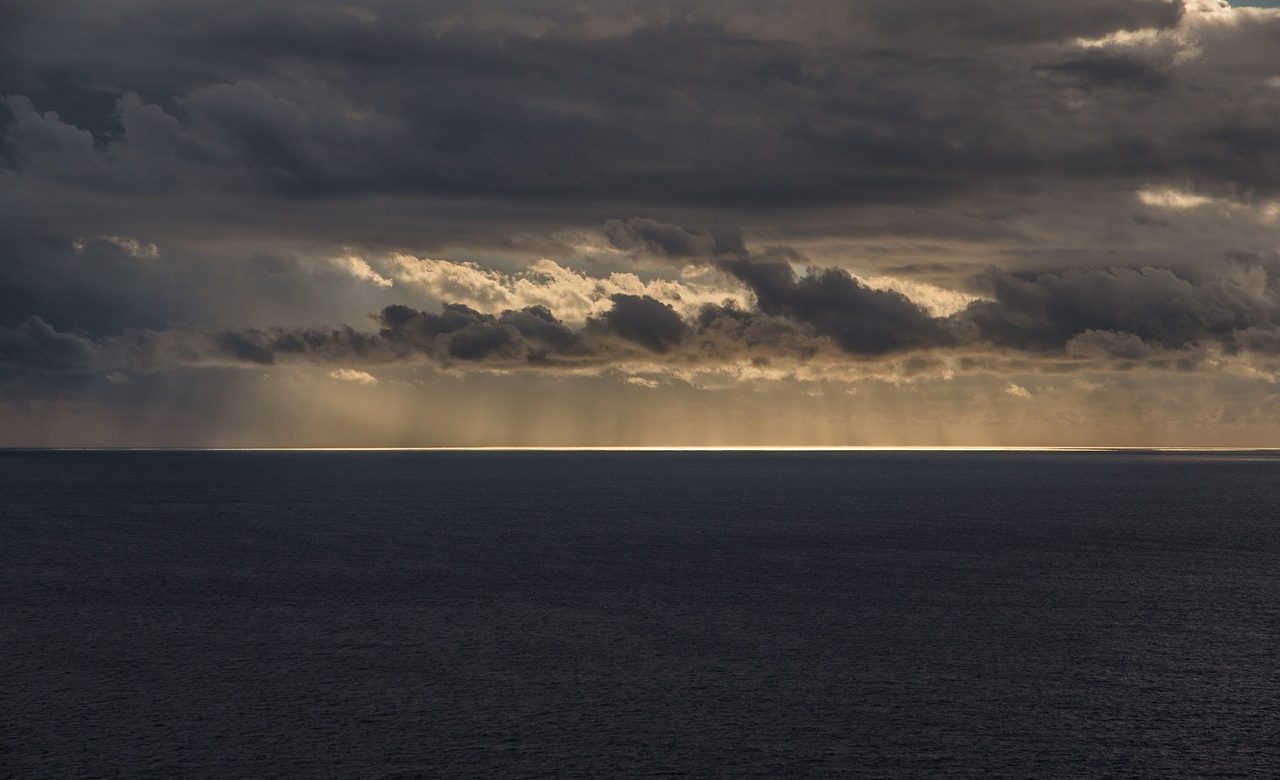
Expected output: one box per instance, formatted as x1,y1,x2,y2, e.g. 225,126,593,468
4,0,1280,445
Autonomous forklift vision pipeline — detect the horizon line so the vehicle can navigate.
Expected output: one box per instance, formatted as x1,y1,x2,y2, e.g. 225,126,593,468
8,446,1280,453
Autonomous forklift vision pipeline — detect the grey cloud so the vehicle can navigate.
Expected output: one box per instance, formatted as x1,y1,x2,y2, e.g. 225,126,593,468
602,222,972,357
604,218,717,260
213,331,278,365
604,218,747,262
0,230,393,337
186,296,691,369
593,294,690,353
5,0,1280,401
376,302,582,363
1065,330,1160,361
0,317,98,371
1034,51,1174,91
2,96,101,183
962,267,1276,353
852,0,1183,46
0,0,1260,218
499,305,582,354
718,255,955,356
692,303,820,362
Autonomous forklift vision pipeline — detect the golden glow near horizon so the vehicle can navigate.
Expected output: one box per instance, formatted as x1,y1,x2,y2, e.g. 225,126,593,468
5,364,1280,449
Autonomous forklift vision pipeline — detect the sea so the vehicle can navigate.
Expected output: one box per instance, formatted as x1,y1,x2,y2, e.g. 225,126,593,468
4,450,1280,778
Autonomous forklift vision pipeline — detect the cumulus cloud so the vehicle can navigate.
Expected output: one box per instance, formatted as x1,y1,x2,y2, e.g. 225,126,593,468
389,255,750,322
1138,188,1215,209
962,266,1275,352
328,368,378,384
595,294,690,353
603,218,738,261
1005,383,1032,399
0,317,98,372
333,254,394,288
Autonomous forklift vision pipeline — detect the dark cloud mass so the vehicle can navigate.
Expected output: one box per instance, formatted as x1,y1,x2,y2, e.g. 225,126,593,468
596,294,691,353
5,0,1280,443
717,256,954,356
0,317,97,371
10,257,1280,380
1,0,1269,213
965,267,1277,353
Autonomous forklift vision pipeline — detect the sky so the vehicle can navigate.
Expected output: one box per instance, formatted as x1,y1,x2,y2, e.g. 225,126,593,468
3,0,1280,447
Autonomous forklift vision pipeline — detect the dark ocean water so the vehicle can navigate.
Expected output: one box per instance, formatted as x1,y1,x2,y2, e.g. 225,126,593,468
4,450,1280,778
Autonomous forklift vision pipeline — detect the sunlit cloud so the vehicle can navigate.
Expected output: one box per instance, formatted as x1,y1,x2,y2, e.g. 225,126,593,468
333,253,394,288
328,368,379,385
389,255,750,322
1005,383,1032,399
73,236,159,258
859,275,982,317
1137,188,1214,209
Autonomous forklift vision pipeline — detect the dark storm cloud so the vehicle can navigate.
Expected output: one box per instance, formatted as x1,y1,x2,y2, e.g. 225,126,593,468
692,303,820,362
849,0,1183,45
0,317,97,371
744,260,1280,361
2,0,1277,304
594,294,690,353
0,293,707,378
625,215,1280,361
603,219,718,260
717,254,955,356
963,267,1277,353
604,218,747,262
5,0,1280,393
1034,51,1174,91
375,302,588,362
0,0,1261,220
602,217,959,356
